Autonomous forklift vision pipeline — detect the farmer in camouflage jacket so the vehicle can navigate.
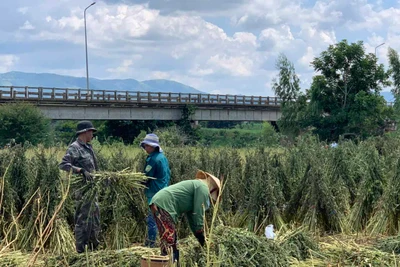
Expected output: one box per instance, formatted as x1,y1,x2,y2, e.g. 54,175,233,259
59,121,100,253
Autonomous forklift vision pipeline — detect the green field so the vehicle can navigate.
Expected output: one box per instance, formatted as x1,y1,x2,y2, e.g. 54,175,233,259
2,135,400,266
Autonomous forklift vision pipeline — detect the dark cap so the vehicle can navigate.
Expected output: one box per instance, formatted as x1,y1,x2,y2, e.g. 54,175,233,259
76,121,97,134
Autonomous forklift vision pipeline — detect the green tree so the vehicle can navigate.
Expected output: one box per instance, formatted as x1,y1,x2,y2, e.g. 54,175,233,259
272,53,301,107
277,94,308,138
388,47,400,97
177,105,199,144
347,91,393,138
52,120,107,144
387,47,400,124
0,103,50,146
103,120,174,144
261,122,280,146
271,54,307,137
305,40,391,140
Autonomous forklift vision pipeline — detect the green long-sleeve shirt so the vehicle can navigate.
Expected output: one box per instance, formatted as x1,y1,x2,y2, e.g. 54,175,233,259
150,180,210,233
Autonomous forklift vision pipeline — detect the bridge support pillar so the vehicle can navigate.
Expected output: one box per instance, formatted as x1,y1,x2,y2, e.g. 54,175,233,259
191,120,199,128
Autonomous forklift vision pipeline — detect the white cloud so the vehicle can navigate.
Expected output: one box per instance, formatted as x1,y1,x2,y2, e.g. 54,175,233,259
106,59,133,74
234,0,301,29
106,55,142,74
207,54,254,77
0,55,19,73
299,47,315,69
20,21,34,30
299,24,336,45
189,64,214,76
150,71,170,79
104,0,246,15
17,7,29,14
57,15,82,31
259,25,294,51
232,32,257,47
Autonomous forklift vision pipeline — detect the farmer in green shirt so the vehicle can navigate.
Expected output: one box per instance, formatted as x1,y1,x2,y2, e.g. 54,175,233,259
140,133,171,247
150,170,221,264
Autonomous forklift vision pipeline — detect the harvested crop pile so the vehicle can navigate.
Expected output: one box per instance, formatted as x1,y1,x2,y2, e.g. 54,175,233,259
180,225,319,267
45,246,158,267
3,228,398,267
277,228,319,261
298,236,400,266
0,250,44,266
376,235,400,254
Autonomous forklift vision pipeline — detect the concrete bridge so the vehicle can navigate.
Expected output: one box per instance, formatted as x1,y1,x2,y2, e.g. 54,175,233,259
0,86,282,121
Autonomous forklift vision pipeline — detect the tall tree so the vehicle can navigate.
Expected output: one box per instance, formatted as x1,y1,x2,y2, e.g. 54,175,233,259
305,40,391,140
272,53,306,137
388,47,400,97
387,47,400,124
272,53,301,107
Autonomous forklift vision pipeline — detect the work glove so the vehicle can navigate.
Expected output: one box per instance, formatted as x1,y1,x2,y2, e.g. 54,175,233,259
194,230,205,247
80,169,94,183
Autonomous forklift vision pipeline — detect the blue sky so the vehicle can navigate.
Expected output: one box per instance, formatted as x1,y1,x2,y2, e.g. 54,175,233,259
0,0,399,96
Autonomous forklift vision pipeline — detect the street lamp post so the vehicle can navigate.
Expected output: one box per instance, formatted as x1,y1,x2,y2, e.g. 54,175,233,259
84,2,96,91
375,43,385,58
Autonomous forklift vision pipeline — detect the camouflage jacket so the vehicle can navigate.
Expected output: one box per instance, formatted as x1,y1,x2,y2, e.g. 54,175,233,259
59,139,98,174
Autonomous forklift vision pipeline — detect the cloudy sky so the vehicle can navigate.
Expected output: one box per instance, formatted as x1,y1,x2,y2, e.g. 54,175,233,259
0,0,398,96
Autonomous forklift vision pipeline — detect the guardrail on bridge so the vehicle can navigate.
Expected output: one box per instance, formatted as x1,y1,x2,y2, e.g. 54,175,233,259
0,86,282,107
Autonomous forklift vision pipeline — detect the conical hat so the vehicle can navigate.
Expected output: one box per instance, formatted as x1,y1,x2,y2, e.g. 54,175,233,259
195,170,221,201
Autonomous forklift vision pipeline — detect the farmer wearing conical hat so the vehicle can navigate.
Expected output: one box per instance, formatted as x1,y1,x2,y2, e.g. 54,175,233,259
59,121,100,253
149,170,221,264
140,133,171,248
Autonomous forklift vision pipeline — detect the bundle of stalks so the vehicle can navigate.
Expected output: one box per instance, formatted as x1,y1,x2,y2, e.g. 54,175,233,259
213,149,245,214
367,158,400,235
376,235,400,254
17,149,67,252
71,168,149,250
286,151,347,233
48,218,74,255
327,144,354,206
348,146,385,232
71,168,148,202
0,152,16,245
243,148,286,232
103,216,145,250
44,246,158,267
0,250,44,266
8,146,30,213
306,236,400,266
165,147,199,184
179,225,291,267
276,226,319,261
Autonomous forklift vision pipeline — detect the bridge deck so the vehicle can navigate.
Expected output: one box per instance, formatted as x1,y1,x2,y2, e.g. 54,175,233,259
0,86,281,109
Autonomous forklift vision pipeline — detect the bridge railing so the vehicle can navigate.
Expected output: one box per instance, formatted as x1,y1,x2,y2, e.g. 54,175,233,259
0,86,282,106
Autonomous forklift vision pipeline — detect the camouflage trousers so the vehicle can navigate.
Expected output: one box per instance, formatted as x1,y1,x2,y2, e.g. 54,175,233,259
74,199,100,253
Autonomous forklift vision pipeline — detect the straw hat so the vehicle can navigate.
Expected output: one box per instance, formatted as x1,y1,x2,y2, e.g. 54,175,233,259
195,170,221,201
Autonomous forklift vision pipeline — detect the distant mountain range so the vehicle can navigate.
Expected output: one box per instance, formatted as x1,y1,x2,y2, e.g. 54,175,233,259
0,71,204,94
